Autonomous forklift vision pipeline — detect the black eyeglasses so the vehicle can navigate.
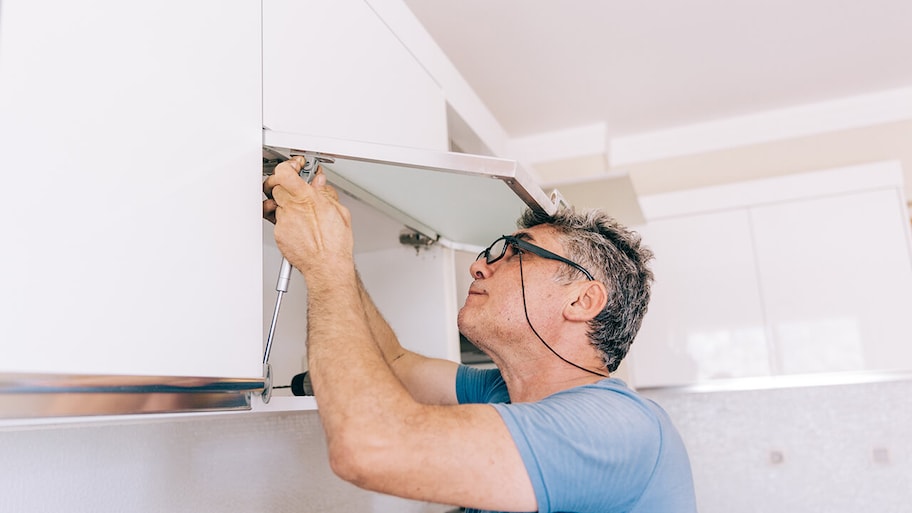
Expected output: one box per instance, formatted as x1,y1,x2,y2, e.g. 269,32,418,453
477,235,595,281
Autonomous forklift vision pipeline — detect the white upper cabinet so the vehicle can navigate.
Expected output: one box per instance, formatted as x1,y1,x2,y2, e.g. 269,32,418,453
0,0,263,379
263,0,448,152
631,210,771,387
629,161,912,388
751,188,912,375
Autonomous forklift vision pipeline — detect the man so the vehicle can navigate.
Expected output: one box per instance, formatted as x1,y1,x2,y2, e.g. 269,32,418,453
263,157,697,513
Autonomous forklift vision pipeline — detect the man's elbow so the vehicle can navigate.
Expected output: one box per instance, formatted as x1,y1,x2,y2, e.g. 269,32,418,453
325,427,390,488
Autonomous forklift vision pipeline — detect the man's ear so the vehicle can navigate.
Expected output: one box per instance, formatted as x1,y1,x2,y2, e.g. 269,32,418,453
564,281,608,322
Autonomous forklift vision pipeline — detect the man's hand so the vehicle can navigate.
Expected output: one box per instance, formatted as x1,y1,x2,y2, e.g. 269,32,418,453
262,157,354,282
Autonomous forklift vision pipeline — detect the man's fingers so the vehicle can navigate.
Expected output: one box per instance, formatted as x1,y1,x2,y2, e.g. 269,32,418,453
313,167,341,202
264,160,342,227
262,198,278,224
262,160,295,198
263,175,275,199
313,168,326,187
265,157,313,198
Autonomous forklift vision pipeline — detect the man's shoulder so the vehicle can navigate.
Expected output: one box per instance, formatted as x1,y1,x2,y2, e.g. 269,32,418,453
456,365,508,404
544,378,657,414
500,378,673,447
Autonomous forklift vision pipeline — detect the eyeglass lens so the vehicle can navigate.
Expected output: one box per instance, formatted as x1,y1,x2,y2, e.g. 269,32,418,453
486,237,509,264
477,237,509,264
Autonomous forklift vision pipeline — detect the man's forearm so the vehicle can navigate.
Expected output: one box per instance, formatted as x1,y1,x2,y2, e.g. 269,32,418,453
305,267,415,424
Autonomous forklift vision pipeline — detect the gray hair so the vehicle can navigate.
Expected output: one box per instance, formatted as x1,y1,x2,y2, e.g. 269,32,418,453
518,207,654,372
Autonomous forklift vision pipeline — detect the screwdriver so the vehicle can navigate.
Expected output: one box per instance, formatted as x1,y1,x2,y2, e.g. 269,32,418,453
261,153,323,403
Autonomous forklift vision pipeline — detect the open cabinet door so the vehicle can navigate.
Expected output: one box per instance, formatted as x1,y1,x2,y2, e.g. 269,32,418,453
264,131,559,248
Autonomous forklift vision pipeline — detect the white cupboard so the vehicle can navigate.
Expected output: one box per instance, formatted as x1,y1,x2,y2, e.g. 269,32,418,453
0,0,263,380
751,188,912,375
628,210,772,386
263,0,448,151
629,161,912,388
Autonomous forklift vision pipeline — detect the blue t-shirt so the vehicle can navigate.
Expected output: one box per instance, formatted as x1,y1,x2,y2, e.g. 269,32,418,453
456,365,697,513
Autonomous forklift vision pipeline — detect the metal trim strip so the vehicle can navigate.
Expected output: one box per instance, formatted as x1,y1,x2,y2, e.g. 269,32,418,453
0,373,264,419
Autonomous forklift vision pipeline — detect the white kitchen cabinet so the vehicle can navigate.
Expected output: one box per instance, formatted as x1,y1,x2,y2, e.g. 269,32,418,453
629,161,912,388
751,188,912,375
263,0,448,152
631,211,772,387
0,0,263,383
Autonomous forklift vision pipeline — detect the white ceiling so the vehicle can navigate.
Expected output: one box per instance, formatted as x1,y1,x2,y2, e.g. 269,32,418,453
403,0,912,142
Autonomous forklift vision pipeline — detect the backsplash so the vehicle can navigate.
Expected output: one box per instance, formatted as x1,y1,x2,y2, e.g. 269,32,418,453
642,377,912,513
0,410,451,513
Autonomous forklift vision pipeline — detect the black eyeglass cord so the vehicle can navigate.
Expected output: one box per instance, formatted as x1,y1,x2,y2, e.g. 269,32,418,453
518,252,610,379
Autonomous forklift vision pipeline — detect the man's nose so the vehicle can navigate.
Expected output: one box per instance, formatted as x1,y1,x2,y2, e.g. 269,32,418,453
469,257,493,279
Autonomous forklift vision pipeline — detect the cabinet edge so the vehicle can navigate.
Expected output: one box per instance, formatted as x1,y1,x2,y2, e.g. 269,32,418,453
0,372,266,422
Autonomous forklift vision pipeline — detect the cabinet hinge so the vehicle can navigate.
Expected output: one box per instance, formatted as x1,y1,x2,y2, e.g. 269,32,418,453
399,228,437,254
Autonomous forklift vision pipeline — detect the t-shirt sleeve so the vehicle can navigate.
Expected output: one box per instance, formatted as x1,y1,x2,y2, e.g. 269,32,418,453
455,365,510,404
491,387,662,513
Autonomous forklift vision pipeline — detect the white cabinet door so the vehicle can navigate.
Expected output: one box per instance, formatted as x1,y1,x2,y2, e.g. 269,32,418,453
263,0,448,152
630,211,772,387
751,189,912,374
0,0,263,378
630,163,912,388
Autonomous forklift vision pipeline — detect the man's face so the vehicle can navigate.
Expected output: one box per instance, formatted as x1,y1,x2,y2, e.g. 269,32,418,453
457,225,572,353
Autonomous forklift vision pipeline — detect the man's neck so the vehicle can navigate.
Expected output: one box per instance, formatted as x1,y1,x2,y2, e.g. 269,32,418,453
494,357,608,403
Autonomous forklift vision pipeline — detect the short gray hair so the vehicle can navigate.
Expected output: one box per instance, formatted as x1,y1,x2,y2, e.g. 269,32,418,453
518,207,654,372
